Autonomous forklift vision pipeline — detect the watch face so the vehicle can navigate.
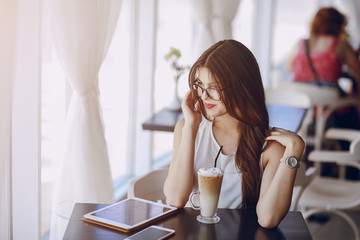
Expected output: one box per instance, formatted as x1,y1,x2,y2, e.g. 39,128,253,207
288,157,298,168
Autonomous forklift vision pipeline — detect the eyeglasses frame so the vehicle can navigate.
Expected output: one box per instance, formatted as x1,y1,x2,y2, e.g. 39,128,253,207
192,80,224,101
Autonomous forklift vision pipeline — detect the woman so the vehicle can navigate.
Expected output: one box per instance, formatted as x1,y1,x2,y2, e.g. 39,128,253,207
163,40,305,228
287,7,360,129
288,7,360,86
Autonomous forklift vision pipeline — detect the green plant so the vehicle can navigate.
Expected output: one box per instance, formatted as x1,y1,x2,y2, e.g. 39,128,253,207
164,47,190,81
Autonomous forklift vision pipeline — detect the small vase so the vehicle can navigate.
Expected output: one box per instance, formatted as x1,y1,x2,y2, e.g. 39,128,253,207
166,78,181,111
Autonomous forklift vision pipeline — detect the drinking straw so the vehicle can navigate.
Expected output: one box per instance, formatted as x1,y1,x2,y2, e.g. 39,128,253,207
214,146,223,168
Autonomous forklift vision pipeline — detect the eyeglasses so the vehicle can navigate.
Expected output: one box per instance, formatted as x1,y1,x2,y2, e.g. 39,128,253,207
192,82,221,101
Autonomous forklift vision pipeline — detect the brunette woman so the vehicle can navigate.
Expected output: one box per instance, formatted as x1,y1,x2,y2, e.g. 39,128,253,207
164,39,305,228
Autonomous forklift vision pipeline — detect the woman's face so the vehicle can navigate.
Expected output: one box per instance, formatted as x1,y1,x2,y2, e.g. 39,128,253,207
196,67,227,118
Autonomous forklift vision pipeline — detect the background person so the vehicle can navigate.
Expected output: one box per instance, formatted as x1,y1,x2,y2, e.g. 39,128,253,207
287,7,360,127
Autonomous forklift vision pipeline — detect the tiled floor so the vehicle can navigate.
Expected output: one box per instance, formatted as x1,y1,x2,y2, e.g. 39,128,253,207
307,210,360,240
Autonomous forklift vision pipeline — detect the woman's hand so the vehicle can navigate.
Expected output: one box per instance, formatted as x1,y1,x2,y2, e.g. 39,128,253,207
265,127,305,158
266,127,303,146
181,91,202,127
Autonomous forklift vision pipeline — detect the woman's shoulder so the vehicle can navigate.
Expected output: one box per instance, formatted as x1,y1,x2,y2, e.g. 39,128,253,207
174,115,210,134
262,139,285,168
263,139,284,155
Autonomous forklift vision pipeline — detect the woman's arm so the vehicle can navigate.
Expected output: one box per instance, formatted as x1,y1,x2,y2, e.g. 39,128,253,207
337,40,360,84
336,40,360,120
256,128,305,228
163,91,202,207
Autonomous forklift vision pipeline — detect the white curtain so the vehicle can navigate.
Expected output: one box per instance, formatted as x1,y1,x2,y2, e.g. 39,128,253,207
48,0,122,239
0,1,18,239
190,0,241,57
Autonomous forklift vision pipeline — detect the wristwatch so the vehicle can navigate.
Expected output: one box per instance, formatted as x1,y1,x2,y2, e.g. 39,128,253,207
280,156,300,169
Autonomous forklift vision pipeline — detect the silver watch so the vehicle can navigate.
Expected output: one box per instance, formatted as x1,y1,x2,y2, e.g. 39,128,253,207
280,156,300,169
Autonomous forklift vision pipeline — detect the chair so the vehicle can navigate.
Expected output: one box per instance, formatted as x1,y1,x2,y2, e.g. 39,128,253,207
265,87,313,140
127,168,169,204
310,128,360,179
277,81,357,150
295,128,360,240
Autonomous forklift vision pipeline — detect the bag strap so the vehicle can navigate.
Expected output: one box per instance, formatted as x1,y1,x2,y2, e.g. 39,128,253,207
304,39,320,84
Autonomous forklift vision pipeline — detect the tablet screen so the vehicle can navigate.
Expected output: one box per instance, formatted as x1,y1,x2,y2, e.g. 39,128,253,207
125,225,175,240
83,197,177,231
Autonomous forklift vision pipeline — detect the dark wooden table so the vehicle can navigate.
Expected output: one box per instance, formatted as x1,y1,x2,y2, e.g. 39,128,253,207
142,105,307,133
142,108,183,132
63,203,312,240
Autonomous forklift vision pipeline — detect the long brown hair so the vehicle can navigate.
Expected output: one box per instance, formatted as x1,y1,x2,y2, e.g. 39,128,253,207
189,40,269,209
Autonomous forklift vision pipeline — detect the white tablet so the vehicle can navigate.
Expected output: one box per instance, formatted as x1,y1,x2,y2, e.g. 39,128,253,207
82,197,177,232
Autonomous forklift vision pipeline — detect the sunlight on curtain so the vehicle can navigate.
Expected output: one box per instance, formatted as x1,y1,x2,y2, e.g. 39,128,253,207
42,1,131,236
232,0,254,49
189,0,241,58
48,0,122,239
99,0,130,180
211,0,241,42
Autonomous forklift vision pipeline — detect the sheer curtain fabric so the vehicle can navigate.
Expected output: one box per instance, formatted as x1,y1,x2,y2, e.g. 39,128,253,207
48,0,122,239
190,0,241,57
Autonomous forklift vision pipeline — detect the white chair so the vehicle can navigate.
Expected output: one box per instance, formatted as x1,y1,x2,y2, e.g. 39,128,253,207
127,168,169,204
310,128,360,178
277,81,357,150
265,87,313,140
295,128,360,240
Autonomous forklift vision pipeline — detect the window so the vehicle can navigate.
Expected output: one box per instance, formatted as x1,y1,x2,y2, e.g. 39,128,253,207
272,0,317,84
153,0,193,163
99,0,131,181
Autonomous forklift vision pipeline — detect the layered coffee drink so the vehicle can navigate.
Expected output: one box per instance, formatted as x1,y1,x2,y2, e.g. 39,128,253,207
189,167,224,224
197,168,224,217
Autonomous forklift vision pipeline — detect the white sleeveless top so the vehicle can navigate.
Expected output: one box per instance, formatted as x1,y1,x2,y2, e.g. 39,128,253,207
190,117,264,209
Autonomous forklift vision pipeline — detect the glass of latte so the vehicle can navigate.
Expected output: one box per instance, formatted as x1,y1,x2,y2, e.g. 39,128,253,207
189,167,224,224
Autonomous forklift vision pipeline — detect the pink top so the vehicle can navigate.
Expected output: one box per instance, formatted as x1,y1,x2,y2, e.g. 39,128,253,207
292,37,342,83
